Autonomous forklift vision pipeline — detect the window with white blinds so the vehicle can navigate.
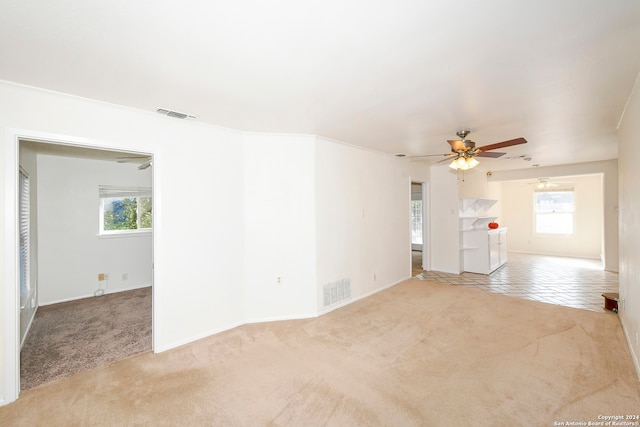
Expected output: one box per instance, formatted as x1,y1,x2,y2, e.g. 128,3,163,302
19,168,30,309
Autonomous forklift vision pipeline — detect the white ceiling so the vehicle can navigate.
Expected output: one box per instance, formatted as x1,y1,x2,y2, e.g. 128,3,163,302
2,1,640,171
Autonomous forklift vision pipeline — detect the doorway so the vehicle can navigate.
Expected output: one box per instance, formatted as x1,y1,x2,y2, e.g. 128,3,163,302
411,182,428,275
16,137,154,391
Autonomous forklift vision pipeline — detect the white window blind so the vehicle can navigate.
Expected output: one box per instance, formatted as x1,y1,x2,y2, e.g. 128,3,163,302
98,185,151,198
19,168,30,309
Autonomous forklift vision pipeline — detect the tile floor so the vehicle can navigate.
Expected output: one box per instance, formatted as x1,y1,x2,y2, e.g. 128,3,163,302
413,252,619,313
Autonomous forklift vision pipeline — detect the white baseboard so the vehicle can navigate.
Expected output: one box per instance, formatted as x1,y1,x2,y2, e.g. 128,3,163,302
319,277,408,316
508,250,601,260
20,306,38,349
157,278,410,353
243,313,317,325
39,284,152,306
155,320,246,353
620,316,640,382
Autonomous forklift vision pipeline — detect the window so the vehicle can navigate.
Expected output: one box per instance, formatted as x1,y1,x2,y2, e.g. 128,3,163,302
535,190,574,234
19,168,31,308
99,186,152,235
411,200,423,245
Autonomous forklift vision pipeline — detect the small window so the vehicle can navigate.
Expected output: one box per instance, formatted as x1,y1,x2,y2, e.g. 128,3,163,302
99,186,152,235
411,200,423,245
534,190,574,235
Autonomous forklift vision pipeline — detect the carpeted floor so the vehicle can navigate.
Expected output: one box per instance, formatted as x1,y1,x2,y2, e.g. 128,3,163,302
20,286,152,390
3,279,639,426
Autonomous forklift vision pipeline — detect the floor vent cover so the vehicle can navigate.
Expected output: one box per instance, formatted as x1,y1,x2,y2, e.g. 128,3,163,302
323,278,351,308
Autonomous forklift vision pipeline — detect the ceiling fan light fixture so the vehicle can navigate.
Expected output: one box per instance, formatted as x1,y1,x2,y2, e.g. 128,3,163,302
449,155,480,170
449,156,462,169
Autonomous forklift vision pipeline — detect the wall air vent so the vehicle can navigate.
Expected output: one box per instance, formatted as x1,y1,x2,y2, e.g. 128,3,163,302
156,108,198,120
322,278,351,308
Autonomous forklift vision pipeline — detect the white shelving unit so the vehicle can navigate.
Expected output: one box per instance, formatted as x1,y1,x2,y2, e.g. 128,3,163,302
459,198,507,274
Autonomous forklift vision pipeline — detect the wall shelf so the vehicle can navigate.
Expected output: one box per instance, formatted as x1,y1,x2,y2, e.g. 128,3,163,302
459,198,507,274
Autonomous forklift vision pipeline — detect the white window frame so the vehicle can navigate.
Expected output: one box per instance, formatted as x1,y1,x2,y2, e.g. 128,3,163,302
98,185,152,236
534,189,575,235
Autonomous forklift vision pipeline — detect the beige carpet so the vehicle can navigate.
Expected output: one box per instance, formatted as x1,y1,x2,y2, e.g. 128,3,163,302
2,279,639,426
20,287,152,390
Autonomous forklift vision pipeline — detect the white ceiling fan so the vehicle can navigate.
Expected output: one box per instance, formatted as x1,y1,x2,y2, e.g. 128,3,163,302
529,177,571,189
116,155,152,170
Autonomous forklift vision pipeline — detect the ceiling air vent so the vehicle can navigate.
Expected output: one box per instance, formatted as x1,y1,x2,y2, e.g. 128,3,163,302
156,108,198,120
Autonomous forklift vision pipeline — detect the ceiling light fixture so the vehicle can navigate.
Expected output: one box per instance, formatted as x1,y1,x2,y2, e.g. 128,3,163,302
449,154,480,170
536,178,554,189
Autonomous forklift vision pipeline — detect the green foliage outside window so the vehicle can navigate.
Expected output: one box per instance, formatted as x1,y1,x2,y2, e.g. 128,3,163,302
102,196,152,232
140,197,152,229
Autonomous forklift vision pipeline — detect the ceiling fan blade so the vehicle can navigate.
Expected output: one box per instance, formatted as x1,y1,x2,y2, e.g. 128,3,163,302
476,151,506,158
447,139,468,152
117,156,149,163
476,137,527,152
437,156,456,164
138,160,152,170
409,153,452,158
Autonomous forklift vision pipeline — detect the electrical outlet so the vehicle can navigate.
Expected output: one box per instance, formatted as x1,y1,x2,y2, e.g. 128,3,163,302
277,277,282,284
104,273,109,280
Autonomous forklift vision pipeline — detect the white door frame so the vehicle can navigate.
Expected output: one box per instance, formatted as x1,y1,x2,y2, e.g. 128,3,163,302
409,180,430,274
3,128,157,404
421,182,430,271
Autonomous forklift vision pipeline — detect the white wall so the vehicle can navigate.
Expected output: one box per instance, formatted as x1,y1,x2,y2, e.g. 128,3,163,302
36,155,152,304
458,166,503,222
428,165,461,274
458,166,493,199
242,133,317,321
315,139,410,312
499,174,604,259
617,73,640,378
